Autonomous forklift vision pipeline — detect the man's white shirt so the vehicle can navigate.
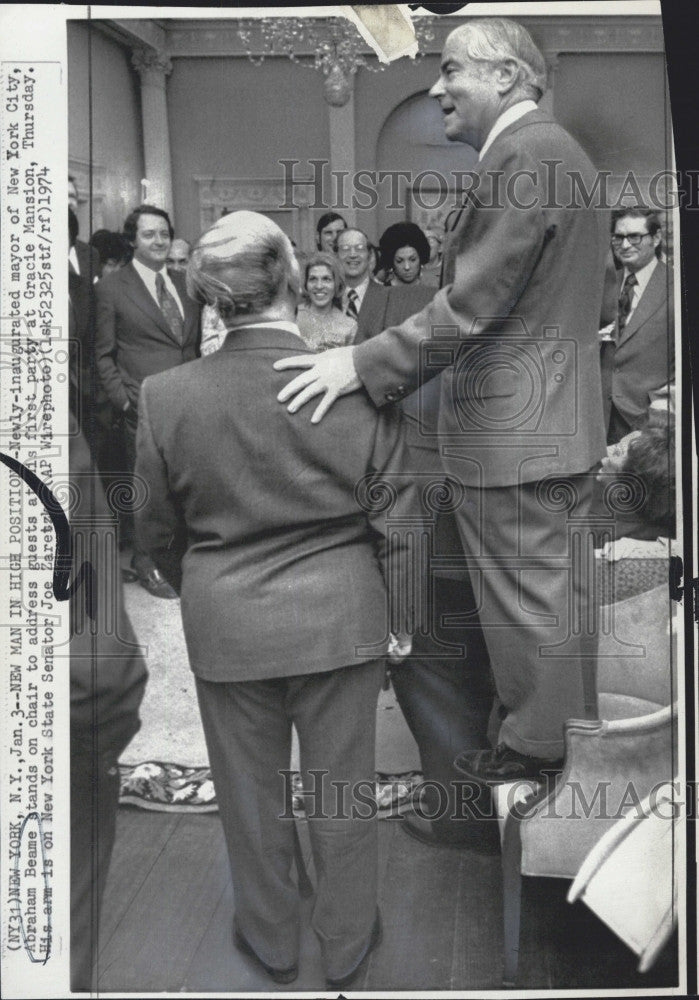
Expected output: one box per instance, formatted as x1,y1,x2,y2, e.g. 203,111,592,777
479,100,538,161
132,257,185,318
622,257,658,322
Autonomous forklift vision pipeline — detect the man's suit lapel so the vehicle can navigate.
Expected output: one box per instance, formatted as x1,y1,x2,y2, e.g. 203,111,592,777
355,282,388,344
618,262,667,346
442,109,554,285
120,263,180,343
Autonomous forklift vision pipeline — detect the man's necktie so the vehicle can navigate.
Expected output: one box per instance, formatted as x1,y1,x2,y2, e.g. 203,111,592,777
617,272,638,336
346,288,359,320
156,273,184,342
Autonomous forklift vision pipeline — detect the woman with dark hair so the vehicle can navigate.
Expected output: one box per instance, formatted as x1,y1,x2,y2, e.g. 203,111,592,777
378,222,431,287
296,251,357,351
90,229,132,276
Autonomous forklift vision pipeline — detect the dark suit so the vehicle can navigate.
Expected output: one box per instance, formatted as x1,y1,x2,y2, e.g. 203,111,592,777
360,283,494,830
351,280,389,342
354,108,609,757
69,414,147,990
601,260,673,443
95,261,199,413
70,241,107,460
95,262,199,560
134,324,416,978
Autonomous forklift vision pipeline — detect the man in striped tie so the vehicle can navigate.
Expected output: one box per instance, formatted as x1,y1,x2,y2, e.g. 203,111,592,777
336,228,385,324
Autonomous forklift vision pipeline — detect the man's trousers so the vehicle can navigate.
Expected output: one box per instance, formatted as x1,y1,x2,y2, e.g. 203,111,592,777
195,658,384,981
391,437,494,828
451,474,599,759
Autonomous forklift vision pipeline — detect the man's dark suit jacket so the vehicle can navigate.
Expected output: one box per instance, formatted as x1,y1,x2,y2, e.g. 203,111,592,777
601,260,674,435
135,325,417,683
353,108,610,488
353,281,390,343
95,262,199,412
70,241,101,378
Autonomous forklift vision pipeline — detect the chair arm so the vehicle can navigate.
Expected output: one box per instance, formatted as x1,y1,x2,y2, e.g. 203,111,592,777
567,785,677,902
566,703,674,739
519,705,676,878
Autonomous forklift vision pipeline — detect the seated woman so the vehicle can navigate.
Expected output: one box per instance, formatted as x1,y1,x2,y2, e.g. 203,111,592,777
597,397,675,546
296,251,357,351
377,222,431,287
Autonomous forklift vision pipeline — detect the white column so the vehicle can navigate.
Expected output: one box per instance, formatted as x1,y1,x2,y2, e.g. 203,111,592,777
327,77,357,228
131,48,174,217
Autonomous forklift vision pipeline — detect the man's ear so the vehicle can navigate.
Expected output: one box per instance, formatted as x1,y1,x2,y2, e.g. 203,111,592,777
493,58,520,95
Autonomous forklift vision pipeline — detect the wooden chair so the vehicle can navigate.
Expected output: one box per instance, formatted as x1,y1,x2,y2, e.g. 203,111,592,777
493,584,677,986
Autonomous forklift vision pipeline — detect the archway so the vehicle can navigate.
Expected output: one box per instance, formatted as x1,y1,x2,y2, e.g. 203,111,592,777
375,90,478,242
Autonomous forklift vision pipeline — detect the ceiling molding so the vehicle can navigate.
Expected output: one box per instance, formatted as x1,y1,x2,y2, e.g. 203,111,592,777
94,18,167,53
94,14,665,60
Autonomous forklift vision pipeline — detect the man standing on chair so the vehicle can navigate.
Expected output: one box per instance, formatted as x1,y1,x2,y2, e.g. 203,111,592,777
95,204,200,598
275,17,609,785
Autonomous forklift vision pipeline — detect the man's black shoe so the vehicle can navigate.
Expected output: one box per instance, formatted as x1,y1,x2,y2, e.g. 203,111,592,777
325,911,382,990
234,928,298,984
454,743,563,785
401,808,500,854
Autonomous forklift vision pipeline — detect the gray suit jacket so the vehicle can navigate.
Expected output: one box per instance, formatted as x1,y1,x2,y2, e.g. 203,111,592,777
353,109,610,488
135,325,418,682
601,260,674,433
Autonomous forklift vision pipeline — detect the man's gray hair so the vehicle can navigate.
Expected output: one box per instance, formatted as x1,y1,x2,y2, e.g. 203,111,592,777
187,211,300,321
452,18,547,101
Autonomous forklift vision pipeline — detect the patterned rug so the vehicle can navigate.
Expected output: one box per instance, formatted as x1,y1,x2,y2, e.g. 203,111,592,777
119,762,423,818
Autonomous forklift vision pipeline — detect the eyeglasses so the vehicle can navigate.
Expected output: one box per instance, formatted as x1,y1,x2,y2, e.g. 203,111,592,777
610,233,651,248
337,244,369,256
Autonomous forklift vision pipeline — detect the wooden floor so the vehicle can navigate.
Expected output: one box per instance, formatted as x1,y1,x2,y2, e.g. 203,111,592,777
95,806,678,993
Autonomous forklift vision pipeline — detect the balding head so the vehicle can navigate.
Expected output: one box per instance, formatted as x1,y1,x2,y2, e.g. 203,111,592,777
187,211,300,327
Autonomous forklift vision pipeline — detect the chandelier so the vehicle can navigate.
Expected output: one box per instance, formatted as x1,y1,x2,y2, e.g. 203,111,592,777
237,16,436,107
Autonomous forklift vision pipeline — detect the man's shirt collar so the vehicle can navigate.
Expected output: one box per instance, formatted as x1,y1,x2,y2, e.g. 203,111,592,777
479,100,538,161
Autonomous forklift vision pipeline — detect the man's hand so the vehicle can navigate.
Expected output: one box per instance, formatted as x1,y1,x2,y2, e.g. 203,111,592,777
274,345,362,423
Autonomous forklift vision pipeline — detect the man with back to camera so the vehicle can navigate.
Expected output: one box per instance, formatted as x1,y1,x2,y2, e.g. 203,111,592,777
134,210,417,988
95,204,200,598
275,17,610,786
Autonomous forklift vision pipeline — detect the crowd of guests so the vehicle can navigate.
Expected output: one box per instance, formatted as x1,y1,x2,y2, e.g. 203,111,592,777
67,16,676,988
69,189,675,577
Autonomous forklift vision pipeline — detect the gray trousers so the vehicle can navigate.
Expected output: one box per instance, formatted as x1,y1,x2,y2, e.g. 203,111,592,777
451,474,599,758
195,658,384,980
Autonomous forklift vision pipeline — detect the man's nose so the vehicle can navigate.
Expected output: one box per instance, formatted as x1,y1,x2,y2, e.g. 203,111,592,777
429,77,445,99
